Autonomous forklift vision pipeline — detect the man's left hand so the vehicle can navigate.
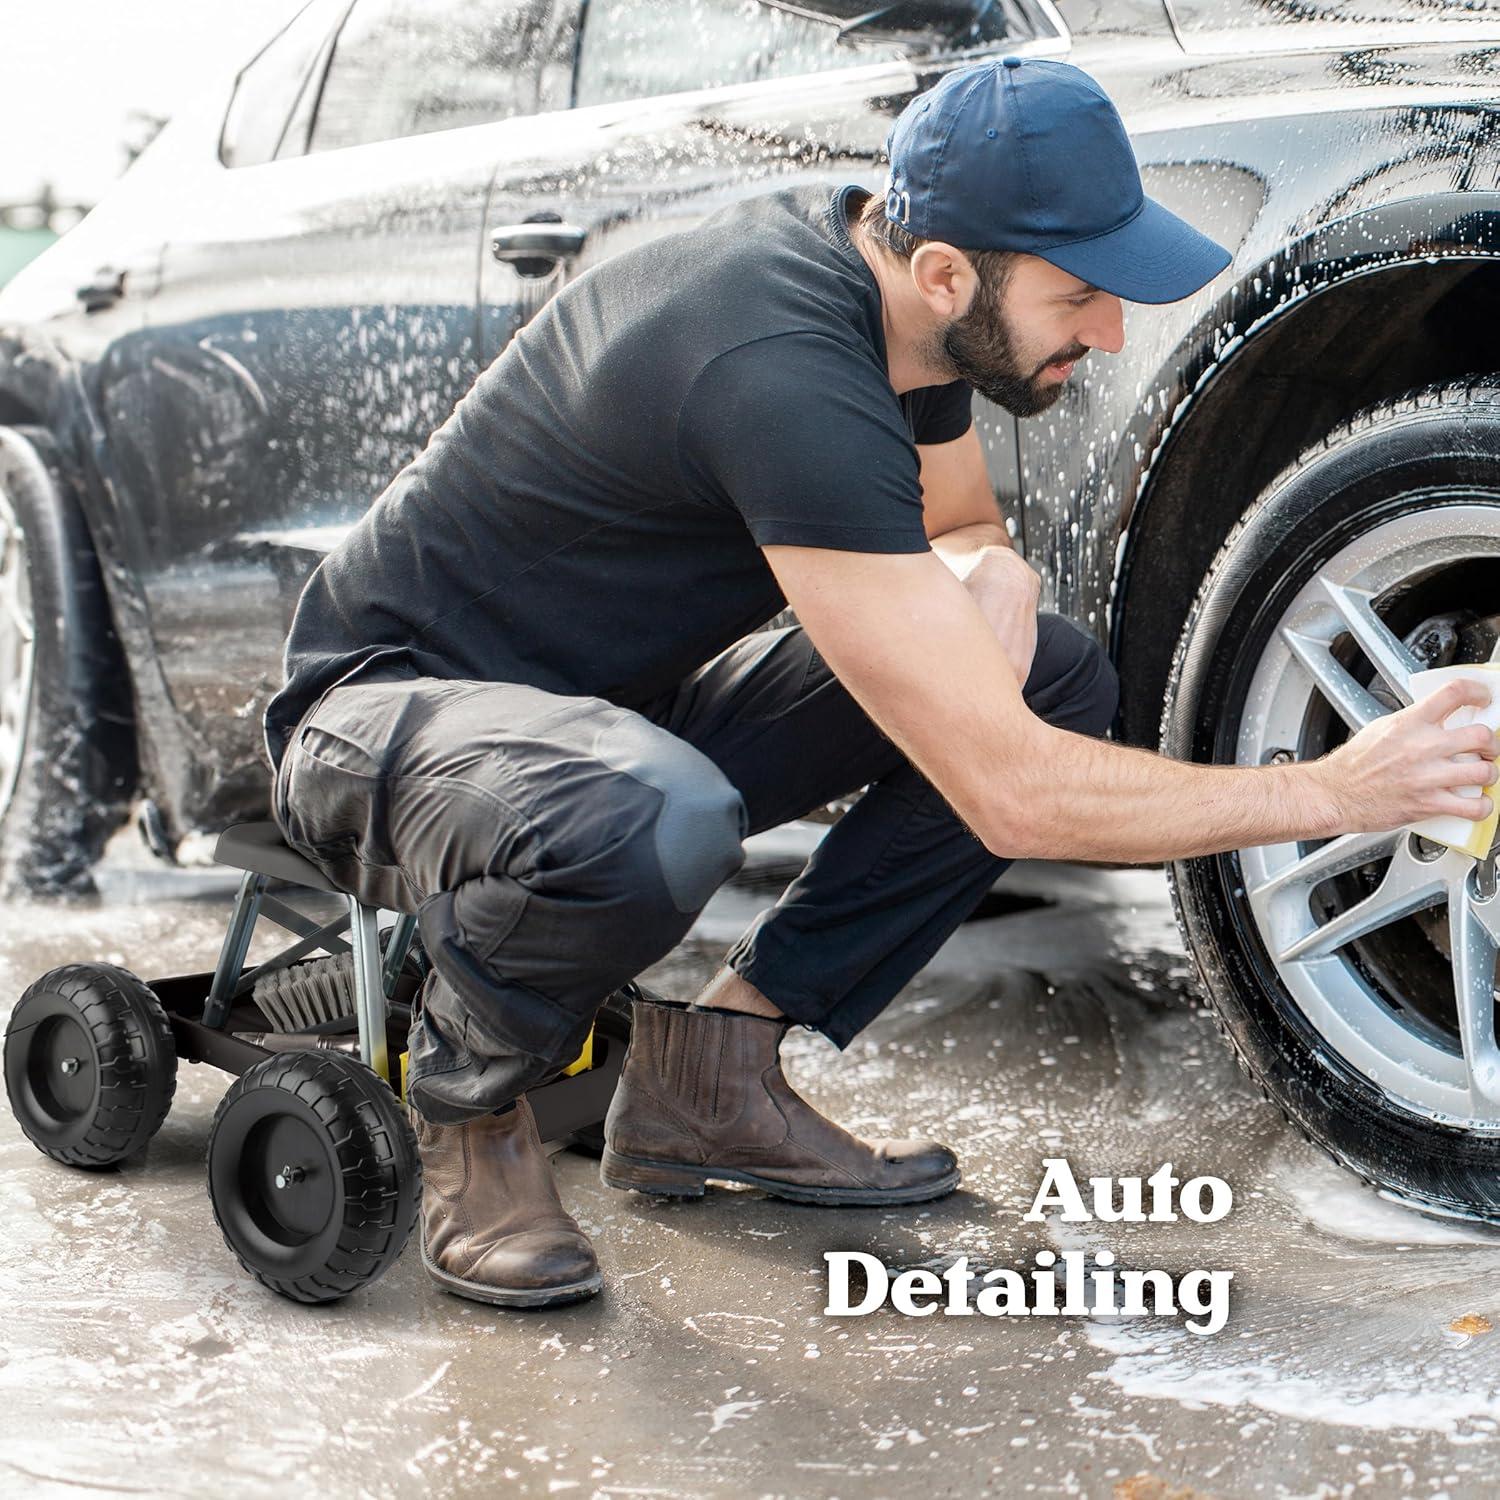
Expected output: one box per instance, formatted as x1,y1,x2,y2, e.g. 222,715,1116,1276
959,545,1042,686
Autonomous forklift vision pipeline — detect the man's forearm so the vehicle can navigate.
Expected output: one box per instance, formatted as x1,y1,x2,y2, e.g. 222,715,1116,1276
925,524,1338,861
930,521,1016,580
987,721,1343,864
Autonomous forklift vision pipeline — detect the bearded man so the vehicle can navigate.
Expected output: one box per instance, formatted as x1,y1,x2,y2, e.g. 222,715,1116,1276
264,57,1481,1309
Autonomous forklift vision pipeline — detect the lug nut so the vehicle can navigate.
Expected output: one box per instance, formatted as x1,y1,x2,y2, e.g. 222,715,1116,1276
274,1165,306,1190
59,1057,80,1075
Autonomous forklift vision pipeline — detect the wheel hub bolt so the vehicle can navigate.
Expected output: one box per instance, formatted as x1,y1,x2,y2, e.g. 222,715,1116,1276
59,1057,80,1075
274,1165,306,1189
1267,749,1295,766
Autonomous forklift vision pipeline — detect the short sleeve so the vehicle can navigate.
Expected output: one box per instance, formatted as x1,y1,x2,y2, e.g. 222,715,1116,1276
904,378,973,445
675,333,933,554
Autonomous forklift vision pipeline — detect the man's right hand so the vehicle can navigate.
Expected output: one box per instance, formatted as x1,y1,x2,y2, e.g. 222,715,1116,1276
1312,677,1500,833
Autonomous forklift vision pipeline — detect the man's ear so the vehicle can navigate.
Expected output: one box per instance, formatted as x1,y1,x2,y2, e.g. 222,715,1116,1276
909,240,976,319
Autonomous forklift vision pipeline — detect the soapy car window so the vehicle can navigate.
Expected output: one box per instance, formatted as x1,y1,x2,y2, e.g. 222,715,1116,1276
308,0,556,153
572,0,913,108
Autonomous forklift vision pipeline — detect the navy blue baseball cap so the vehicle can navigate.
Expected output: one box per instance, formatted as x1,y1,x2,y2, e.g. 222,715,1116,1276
882,57,1231,305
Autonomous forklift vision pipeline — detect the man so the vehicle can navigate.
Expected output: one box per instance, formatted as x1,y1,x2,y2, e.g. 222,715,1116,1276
264,58,1496,1310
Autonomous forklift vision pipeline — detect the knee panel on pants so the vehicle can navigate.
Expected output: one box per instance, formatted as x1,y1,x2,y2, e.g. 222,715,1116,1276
594,714,748,915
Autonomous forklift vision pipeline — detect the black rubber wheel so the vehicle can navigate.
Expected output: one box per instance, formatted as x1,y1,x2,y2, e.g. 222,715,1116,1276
0,428,136,895
4,962,177,1167
1162,379,1500,1222
207,1049,421,1304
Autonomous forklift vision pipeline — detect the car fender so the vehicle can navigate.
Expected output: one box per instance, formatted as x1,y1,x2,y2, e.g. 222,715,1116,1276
1107,189,1500,746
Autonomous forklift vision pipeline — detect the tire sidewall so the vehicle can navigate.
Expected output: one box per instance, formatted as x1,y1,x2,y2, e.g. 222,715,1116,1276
1164,393,1500,1217
0,431,134,894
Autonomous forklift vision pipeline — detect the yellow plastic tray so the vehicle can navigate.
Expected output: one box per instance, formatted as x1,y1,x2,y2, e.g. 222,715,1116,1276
395,1025,594,1103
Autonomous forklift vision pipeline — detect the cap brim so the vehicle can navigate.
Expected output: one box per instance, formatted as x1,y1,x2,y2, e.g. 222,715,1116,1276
1035,195,1232,305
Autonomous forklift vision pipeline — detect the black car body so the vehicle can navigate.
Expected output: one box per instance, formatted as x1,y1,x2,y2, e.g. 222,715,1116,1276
7,0,1500,1220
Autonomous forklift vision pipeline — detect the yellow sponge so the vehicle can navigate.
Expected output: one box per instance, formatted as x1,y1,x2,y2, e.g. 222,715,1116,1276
1408,663,1500,859
1437,798,1500,861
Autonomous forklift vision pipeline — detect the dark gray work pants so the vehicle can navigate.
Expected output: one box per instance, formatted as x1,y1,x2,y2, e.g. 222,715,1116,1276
272,612,1118,1124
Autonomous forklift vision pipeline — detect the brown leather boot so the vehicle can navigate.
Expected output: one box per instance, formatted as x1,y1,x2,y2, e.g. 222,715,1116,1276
600,994,961,1205
410,1095,602,1307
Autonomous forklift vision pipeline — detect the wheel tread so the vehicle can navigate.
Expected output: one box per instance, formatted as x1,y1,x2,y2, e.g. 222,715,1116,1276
6,963,177,1167
206,1049,420,1304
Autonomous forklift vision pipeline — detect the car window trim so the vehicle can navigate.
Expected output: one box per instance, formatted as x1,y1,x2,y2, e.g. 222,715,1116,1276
302,0,372,157
278,0,359,160
217,0,345,170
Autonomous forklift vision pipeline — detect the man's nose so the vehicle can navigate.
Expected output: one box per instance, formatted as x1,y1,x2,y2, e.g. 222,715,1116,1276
1081,293,1126,355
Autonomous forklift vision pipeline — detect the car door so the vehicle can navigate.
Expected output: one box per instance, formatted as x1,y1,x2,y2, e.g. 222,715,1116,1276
105,0,576,822
476,0,1068,557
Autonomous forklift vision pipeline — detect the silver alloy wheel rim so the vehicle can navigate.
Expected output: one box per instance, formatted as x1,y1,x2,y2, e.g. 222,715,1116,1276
0,485,35,821
1238,500,1500,1130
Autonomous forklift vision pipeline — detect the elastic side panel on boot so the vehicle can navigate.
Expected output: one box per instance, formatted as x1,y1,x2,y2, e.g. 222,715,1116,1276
253,951,359,1032
652,1005,725,1120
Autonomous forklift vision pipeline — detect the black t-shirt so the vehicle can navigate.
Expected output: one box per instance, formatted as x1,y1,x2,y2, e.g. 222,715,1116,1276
263,181,973,773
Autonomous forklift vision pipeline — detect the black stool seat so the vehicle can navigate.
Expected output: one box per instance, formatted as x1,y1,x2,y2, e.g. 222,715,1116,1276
214,821,341,896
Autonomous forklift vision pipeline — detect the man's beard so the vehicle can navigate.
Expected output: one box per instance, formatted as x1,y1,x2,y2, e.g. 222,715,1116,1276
935,273,1089,418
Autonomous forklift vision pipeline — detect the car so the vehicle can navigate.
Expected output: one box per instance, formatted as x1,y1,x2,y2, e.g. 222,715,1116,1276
6,0,1500,1223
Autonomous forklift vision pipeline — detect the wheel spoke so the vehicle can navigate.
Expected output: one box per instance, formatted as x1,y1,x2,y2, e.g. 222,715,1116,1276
0,551,31,640
1278,844,1447,962
1248,827,1399,909
1319,578,1419,705
1447,875,1500,1107
1281,626,1386,731
3,595,31,640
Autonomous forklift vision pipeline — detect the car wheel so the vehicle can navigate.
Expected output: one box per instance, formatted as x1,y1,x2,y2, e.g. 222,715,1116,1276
1162,380,1500,1223
0,428,136,893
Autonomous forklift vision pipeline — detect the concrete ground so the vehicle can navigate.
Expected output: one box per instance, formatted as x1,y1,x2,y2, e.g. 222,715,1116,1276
3,820,1500,1500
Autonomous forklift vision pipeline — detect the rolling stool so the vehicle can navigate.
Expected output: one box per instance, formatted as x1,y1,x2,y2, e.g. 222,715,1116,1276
4,820,625,1304
205,821,413,1087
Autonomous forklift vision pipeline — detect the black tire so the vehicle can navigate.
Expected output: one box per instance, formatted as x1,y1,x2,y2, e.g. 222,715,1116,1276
1162,379,1500,1221
0,427,136,895
207,1049,421,1304
4,962,177,1167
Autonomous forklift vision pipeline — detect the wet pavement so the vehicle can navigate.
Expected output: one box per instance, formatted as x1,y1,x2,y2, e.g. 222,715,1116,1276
4,820,1500,1500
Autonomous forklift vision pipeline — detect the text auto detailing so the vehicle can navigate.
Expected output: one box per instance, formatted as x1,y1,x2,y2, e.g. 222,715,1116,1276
824,1158,1235,1336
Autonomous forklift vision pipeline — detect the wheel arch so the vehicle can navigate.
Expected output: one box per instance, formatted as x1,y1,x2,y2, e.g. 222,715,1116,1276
1110,198,1500,749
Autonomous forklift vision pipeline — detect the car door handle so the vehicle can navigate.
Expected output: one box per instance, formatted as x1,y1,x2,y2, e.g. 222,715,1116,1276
76,267,126,311
489,223,587,272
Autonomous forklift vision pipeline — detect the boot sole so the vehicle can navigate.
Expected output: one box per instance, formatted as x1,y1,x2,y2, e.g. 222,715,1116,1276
599,1146,961,1206
419,1231,603,1309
